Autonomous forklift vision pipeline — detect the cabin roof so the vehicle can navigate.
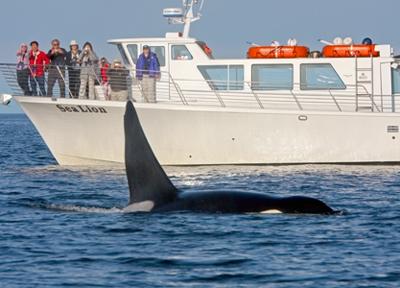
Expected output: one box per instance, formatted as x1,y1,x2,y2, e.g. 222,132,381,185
108,35,198,45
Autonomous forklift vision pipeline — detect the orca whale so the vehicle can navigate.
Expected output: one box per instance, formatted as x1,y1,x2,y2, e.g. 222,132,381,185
124,101,336,214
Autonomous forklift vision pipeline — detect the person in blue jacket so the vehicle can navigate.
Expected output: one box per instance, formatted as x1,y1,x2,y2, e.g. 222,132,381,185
136,45,160,102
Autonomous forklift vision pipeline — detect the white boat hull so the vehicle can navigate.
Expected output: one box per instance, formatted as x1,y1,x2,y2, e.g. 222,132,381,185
14,96,400,166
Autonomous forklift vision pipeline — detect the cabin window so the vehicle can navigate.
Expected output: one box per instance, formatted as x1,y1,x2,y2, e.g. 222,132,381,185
171,45,193,60
300,64,346,90
149,46,166,67
229,65,244,90
117,44,130,66
127,44,138,64
198,65,244,90
392,68,400,94
251,64,293,90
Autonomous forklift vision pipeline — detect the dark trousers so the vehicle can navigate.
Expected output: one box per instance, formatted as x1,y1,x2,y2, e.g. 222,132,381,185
16,69,31,95
68,69,80,98
47,67,66,97
30,75,46,96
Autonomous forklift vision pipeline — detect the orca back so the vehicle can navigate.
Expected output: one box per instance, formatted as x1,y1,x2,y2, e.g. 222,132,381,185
124,101,178,206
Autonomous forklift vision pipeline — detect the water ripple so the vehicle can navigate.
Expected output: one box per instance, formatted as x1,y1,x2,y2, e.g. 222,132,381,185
0,114,400,287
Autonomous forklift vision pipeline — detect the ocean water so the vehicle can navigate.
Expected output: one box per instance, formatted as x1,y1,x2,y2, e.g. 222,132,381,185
0,114,399,288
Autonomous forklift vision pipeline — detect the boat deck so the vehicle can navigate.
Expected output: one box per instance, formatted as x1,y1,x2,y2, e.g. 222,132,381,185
1,63,398,113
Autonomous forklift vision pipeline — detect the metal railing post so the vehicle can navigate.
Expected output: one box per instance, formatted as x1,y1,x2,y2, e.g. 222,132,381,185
328,89,342,112
246,82,264,109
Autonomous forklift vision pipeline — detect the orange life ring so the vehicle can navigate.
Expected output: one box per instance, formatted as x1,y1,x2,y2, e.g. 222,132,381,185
247,46,310,59
322,45,380,58
203,45,213,57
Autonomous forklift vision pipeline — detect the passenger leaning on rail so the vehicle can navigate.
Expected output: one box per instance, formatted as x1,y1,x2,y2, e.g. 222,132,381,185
47,39,67,98
78,42,98,100
16,43,31,96
66,40,81,98
136,45,160,103
28,41,49,96
107,59,129,102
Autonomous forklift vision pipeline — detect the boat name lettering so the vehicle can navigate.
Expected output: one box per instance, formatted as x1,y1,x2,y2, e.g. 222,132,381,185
56,105,108,114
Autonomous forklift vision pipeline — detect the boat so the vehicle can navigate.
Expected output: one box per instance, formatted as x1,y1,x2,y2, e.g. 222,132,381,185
2,0,400,166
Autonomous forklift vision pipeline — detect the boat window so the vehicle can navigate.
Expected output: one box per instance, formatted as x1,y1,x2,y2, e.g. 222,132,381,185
300,64,346,90
127,44,138,64
198,65,244,90
229,65,244,90
149,46,166,67
392,68,400,94
251,64,293,90
171,45,193,60
117,44,130,66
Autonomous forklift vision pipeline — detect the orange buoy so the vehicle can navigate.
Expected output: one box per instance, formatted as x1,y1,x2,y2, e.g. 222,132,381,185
322,45,380,58
247,46,310,59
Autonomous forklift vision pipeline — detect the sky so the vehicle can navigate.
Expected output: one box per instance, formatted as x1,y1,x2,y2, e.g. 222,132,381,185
1,0,400,113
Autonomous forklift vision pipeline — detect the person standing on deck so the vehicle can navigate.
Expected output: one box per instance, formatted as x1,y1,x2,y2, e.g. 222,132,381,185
16,43,31,95
66,40,81,98
78,42,98,100
47,39,67,97
100,57,110,100
136,45,160,103
29,41,49,96
107,59,130,102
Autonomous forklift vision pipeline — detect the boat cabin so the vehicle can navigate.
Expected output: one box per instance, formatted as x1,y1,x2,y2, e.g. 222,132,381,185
109,33,400,113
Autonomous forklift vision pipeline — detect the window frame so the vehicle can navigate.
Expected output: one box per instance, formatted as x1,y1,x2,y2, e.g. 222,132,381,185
148,46,166,67
117,44,130,66
197,65,244,91
300,63,346,91
392,67,400,94
171,45,193,61
127,44,138,64
228,65,244,91
251,64,294,91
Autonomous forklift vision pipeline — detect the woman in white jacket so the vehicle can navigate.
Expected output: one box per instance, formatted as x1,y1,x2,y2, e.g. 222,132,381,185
78,42,98,99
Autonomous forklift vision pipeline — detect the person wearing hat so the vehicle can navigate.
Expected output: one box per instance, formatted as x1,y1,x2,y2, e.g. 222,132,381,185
136,45,160,103
66,40,81,98
107,59,130,102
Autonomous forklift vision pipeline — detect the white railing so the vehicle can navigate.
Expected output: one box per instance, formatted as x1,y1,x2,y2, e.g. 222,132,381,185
0,63,397,113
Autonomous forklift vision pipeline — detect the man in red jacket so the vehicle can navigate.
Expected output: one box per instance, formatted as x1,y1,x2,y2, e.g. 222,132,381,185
29,41,49,96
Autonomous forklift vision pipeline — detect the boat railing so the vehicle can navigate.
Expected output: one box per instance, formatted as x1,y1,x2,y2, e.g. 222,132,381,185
0,63,395,113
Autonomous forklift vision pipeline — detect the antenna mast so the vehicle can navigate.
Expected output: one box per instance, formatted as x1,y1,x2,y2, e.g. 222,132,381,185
163,0,204,38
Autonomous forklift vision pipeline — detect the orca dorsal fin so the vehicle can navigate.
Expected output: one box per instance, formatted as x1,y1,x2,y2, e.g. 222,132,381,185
124,101,178,207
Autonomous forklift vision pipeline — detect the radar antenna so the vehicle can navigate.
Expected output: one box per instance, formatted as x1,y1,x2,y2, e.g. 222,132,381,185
163,0,205,38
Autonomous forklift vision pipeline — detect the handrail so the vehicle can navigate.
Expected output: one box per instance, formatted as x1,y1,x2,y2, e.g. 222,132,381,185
170,77,188,105
0,62,399,113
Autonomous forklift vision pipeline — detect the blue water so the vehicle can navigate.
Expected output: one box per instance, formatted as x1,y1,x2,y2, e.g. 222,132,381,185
0,114,399,287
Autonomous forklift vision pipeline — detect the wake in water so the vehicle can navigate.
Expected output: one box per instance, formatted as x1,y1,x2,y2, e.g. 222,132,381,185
20,198,125,214
44,203,124,214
